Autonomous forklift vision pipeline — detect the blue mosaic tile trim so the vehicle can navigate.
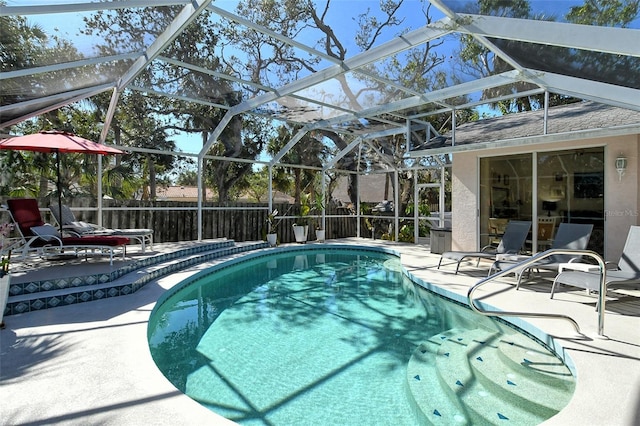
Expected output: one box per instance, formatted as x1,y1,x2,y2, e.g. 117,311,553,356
7,240,236,297
4,241,267,316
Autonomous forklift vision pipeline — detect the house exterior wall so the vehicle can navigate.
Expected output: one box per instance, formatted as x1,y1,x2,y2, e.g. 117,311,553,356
605,135,639,261
451,153,477,251
451,134,639,260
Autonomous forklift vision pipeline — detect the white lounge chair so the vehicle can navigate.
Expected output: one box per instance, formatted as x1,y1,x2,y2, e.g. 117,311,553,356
437,220,531,274
50,203,153,253
489,223,594,289
551,226,640,308
6,199,129,265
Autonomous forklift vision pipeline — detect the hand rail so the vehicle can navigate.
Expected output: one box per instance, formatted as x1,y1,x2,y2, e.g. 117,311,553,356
467,249,607,336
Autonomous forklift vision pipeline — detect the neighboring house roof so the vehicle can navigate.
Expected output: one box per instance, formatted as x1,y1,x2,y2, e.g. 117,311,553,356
156,186,294,203
156,186,215,201
440,101,640,147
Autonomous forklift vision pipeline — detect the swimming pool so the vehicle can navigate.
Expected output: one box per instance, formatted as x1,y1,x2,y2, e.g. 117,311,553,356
148,247,575,425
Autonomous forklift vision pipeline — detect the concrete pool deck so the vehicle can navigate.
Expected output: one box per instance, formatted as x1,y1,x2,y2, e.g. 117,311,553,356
1,238,639,425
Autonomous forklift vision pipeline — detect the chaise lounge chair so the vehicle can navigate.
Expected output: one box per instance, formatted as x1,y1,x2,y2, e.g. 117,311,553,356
49,203,153,253
437,220,531,274
551,225,640,307
489,222,594,289
6,198,130,265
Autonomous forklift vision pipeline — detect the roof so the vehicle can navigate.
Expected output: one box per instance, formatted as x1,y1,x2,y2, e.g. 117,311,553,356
156,185,294,203
448,101,640,146
156,186,215,201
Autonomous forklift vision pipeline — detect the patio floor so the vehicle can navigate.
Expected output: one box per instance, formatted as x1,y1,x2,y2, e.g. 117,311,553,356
1,238,639,425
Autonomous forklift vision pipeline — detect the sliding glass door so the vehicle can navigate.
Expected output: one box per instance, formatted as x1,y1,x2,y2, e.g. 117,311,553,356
537,148,604,254
479,154,532,248
480,147,604,254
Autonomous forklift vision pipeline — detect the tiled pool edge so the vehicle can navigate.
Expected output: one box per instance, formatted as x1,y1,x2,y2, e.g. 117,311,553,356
5,240,268,316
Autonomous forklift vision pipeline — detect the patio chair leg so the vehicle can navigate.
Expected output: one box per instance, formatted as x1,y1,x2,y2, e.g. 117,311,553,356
515,272,524,290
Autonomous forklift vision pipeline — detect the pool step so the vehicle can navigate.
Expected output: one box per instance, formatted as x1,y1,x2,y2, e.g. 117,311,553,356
495,333,574,387
5,240,268,315
407,327,574,425
406,329,470,424
471,332,575,415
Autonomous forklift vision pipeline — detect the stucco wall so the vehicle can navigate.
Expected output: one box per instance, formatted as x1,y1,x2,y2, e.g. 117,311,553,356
451,135,639,259
451,154,477,251
605,135,639,261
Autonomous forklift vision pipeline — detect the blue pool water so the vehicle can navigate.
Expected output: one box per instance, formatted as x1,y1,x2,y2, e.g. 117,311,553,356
148,247,575,425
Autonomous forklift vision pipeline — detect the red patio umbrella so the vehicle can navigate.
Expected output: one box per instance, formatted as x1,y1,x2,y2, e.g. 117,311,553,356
0,130,124,232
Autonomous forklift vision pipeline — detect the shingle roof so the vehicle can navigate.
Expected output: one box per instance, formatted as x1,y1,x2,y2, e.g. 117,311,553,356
449,101,640,146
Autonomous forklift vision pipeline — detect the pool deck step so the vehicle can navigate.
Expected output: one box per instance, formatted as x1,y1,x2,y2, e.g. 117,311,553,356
470,332,575,411
406,329,468,424
407,327,575,425
5,240,267,316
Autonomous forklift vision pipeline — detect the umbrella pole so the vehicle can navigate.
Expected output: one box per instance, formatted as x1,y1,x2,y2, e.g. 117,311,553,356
56,149,63,235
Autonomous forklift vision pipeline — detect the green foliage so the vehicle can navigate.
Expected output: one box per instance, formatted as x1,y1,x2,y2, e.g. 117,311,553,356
266,209,279,233
295,192,312,225
566,0,639,27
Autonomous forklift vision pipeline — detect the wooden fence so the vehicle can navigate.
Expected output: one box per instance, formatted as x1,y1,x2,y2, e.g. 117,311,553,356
61,200,360,244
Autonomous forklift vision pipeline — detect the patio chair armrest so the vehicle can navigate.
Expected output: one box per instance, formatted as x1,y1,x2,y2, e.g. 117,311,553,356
30,224,64,245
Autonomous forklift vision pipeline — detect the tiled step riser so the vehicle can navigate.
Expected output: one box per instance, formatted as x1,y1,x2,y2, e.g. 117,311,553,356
8,240,237,297
5,242,267,316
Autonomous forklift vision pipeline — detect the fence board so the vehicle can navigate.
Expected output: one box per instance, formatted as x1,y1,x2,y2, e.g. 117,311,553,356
29,200,360,244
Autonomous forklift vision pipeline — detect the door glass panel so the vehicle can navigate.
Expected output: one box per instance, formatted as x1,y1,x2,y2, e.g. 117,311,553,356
538,148,604,254
480,154,533,249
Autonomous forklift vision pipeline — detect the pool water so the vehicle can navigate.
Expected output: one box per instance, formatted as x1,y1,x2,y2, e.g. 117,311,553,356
148,248,575,425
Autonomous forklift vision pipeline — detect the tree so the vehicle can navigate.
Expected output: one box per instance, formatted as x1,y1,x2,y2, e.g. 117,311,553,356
567,0,639,26
83,6,266,202
267,124,328,203
224,0,459,208
456,1,581,113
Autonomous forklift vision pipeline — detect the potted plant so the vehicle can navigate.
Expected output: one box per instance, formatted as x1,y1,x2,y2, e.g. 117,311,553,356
312,192,326,241
266,209,279,247
292,193,311,243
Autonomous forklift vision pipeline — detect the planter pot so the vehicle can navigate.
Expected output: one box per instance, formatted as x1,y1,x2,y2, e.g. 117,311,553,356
316,229,325,241
0,273,10,327
266,233,278,247
292,224,309,243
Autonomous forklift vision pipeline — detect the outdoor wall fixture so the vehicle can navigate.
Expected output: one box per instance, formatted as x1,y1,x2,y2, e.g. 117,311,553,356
615,154,627,181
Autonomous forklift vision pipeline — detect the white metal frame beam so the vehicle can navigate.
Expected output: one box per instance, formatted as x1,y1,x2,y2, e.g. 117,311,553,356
523,70,640,112
457,14,640,58
0,1,190,16
100,0,214,142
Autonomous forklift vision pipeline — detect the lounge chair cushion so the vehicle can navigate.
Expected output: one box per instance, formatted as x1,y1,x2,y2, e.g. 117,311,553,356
31,224,129,247
64,235,131,246
31,224,62,242
69,221,95,234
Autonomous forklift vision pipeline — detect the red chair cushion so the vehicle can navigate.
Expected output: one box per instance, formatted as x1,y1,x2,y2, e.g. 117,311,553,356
7,198,45,236
63,236,130,247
